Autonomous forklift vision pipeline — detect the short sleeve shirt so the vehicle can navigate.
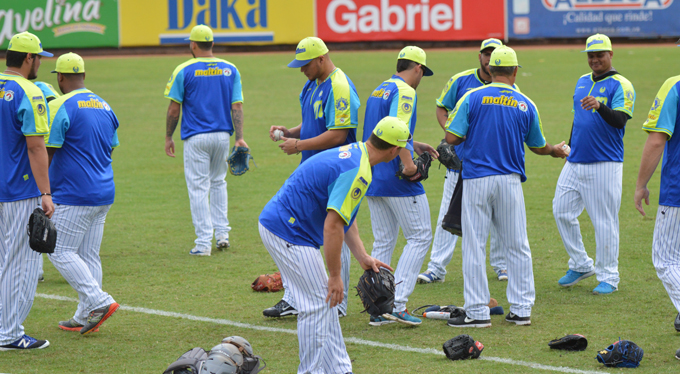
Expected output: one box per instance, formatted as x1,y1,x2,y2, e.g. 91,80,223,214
259,142,372,248
164,57,243,140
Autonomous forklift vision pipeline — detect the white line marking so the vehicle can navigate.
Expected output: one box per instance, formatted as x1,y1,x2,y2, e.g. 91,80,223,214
36,293,606,374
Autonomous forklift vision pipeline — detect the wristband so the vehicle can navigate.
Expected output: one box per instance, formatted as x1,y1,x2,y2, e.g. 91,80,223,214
41,193,52,197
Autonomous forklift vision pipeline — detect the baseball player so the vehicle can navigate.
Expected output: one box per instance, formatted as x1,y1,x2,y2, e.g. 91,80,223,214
265,37,360,318
361,46,437,326
634,42,680,337
0,32,53,351
164,25,248,256
46,53,120,335
553,34,636,295
445,46,569,328
258,117,406,373
419,38,511,285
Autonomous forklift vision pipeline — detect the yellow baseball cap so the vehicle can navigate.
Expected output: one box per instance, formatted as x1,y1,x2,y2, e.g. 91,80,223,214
373,117,413,151
7,32,52,57
288,37,329,68
185,25,214,42
489,46,522,68
582,34,612,52
480,38,503,52
51,52,85,74
398,46,433,76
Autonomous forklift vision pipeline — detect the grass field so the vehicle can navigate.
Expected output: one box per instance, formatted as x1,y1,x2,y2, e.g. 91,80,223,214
4,44,680,373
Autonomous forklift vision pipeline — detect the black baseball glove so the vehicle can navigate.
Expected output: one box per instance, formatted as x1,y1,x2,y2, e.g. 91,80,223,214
596,338,643,368
227,146,255,176
436,139,462,171
443,334,484,361
548,334,588,351
396,152,432,183
355,268,396,318
27,208,57,254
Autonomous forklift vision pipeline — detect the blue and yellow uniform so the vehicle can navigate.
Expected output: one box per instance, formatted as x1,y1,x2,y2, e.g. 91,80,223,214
47,89,120,206
259,142,371,248
34,82,59,102
362,75,418,196
164,57,243,140
299,68,359,163
446,83,546,182
0,74,49,202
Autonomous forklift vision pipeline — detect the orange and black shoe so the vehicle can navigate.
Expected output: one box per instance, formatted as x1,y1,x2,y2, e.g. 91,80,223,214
58,318,98,332
80,302,120,335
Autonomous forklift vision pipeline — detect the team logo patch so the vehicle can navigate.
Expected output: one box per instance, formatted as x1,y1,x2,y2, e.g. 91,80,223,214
73,66,80,73
32,96,43,101
399,52,405,58
518,101,528,112
37,103,46,115
4,90,14,102
383,90,391,100
651,97,661,110
402,95,413,101
339,150,351,159
336,97,348,111
223,68,232,76
494,58,501,65
376,129,383,136
351,187,362,200
599,87,606,93
319,90,323,97
625,90,634,101
401,102,412,113
103,102,111,111
359,176,368,186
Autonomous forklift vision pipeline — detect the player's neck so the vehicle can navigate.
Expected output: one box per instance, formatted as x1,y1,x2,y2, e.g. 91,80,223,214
316,61,336,84
395,71,417,89
477,68,492,83
491,75,515,86
193,50,214,58
60,82,86,94
3,66,29,79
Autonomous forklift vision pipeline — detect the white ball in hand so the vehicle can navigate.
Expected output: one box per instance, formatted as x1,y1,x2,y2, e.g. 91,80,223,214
562,144,571,154
273,129,284,141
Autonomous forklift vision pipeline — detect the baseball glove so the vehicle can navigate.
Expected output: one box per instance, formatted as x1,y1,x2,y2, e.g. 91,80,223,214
596,338,644,368
436,139,462,171
396,152,432,183
251,272,283,292
227,146,255,176
356,268,396,317
443,334,484,361
27,208,57,254
549,334,588,351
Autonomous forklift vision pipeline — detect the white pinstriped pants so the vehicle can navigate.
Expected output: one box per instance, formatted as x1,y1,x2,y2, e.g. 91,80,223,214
652,205,680,314
48,204,116,324
462,175,534,320
367,194,431,312
259,223,352,374
427,169,507,278
553,161,622,287
184,132,231,251
0,198,42,344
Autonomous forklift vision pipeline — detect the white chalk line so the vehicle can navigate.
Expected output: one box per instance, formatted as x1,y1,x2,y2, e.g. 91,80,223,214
36,293,606,374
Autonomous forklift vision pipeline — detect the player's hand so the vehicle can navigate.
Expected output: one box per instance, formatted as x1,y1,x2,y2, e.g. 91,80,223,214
269,126,290,141
278,137,299,155
234,139,248,148
41,195,54,218
580,96,601,111
326,275,344,308
634,186,650,216
414,142,439,159
358,255,393,273
165,137,175,158
552,141,570,159
402,163,417,177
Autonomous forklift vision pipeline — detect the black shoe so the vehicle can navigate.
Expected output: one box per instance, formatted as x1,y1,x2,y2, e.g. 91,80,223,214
505,312,531,326
675,313,680,332
263,300,298,318
675,347,680,360
447,309,491,328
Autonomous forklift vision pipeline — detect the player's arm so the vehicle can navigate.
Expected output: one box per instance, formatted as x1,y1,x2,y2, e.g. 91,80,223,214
345,219,392,271
231,102,248,148
525,105,569,158
26,136,53,217
165,100,180,157
436,106,449,131
635,132,667,216
436,76,458,131
444,94,470,146
270,123,301,141
323,209,346,307
297,129,349,151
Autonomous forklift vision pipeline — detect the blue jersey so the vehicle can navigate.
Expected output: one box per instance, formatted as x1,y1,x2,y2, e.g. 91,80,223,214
47,89,120,206
446,83,546,182
642,76,680,207
0,74,49,202
164,57,243,140
259,143,372,248
299,68,360,163
569,72,635,163
361,75,422,197
34,82,59,101
436,69,519,165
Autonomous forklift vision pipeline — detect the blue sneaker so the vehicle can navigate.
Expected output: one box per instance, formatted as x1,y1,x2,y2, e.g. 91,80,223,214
386,310,422,326
497,269,508,281
558,269,595,287
0,335,49,351
592,282,617,295
368,315,395,326
417,271,445,284
189,248,211,256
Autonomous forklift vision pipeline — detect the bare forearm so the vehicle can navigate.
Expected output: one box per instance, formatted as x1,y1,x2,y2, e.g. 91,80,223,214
636,132,667,189
436,107,449,131
323,218,345,278
530,143,555,156
445,132,463,145
287,124,302,139
344,221,369,261
398,147,415,166
26,137,51,194
166,111,179,138
231,103,244,141
298,129,348,151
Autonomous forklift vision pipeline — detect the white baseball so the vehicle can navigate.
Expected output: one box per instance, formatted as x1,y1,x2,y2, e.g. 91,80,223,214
273,129,284,141
562,144,571,154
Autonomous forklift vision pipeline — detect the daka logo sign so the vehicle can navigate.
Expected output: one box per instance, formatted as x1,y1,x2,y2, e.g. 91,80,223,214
542,0,673,11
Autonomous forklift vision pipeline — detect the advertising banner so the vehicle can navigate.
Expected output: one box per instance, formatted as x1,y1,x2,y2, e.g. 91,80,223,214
509,0,680,39
0,0,120,49
119,0,314,47
316,0,505,42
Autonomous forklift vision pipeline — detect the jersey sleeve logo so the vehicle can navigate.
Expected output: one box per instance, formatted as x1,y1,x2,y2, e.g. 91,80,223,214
103,102,111,111
625,90,634,101
518,101,528,112
351,187,362,200
3,90,14,101
651,97,660,110
37,103,46,115
383,90,391,100
223,68,232,76
335,97,349,111
401,102,413,113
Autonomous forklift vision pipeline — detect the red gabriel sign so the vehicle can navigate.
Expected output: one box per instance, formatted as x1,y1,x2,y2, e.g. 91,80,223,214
316,0,505,42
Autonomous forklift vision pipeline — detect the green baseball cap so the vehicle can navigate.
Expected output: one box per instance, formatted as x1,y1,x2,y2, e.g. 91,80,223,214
582,34,612,52
480,38,503,52
7,31,53,57
398,46,433,76
489,46,522,68
288,37,329,68
51,52,85,74
185,25,213,42
373,117,413,151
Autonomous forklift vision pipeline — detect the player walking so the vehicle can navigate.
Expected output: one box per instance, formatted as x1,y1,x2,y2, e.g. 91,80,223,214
265,37,360,318
361,47,437,326
445,46,569,328
46,53,120,335
0,32,53,351
164,25,248,256
553,34,636,295
419,38,511,285
259,117,405,373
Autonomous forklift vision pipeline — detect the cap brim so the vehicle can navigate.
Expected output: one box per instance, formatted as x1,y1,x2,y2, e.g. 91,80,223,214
50,70,57,73
581,49,612,52
422,65,434,76
287,58,313,68
38,51,53,57
405,142,414,151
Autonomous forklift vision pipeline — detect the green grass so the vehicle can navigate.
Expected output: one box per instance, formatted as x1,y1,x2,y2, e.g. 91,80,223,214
4,45,680,373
